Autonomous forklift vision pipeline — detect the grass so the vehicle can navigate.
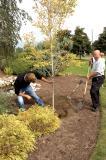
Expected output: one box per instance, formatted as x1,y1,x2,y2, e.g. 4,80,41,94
61,57,106,160
61,58,89,76
90,81,106,160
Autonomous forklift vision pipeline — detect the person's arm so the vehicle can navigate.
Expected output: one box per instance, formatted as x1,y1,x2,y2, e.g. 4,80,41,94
19,92,32,100
41,77,53,84
87,60,103,79
87,72,98,79
14,80,31,100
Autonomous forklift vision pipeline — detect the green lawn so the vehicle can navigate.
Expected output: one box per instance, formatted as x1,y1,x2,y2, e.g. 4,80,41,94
61,58,106,160
61,59,89,76
90,82,106,160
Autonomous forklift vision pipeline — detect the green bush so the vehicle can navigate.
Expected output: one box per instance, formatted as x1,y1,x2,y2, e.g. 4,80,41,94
18,106,60,137
0,114,35,160
10,58,33,75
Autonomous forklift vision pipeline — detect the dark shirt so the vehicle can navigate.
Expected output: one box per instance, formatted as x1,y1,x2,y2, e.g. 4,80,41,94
14,71,43,95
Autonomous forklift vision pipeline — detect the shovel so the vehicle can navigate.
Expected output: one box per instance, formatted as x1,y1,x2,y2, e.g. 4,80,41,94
76,67,90,110
75,79,89,109
67,79,83,101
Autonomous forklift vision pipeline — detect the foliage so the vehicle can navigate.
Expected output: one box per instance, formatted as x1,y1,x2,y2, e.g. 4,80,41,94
15,47,24,54
11,58,33,75
0,56,7,70
55,29,73,51
0,114,35,160
0,91,16,114
33,0,77,39
8,52,34,75
8,46,82,76
0,0,30,58
36,41,45,50
60,57,89,76
72,27,91,59
23,32,36,48
93,27,106,52
18,106,60,137
4,66,13,75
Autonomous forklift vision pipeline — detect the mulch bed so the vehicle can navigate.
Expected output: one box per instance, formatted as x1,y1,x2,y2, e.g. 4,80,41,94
28,75,100,160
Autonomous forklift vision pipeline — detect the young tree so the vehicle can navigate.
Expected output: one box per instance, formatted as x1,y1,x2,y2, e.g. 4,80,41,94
33,0,77,40
0,0,29,58
33,0,77,109
93,27,106,52
72,27,91,59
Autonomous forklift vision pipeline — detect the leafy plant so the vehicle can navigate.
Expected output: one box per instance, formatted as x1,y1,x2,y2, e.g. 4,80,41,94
18,106,60,137
10,56,33,75
0,114,35,160
4,67,13,75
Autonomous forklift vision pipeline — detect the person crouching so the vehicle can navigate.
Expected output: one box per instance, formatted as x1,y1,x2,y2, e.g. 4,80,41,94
14,72,44,111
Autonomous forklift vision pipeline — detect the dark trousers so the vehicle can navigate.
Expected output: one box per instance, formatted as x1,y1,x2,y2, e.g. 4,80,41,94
90,76,105,109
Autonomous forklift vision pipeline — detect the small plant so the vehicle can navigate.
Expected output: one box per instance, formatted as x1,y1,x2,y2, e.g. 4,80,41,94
4,67,13,75
18,106,60,137
0,114,35,160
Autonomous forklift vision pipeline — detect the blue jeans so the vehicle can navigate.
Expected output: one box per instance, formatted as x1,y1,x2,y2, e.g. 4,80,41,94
17,85,44,108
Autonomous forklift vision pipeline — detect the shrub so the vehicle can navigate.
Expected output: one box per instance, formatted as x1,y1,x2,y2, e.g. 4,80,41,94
18,106,60,137
10,57,33,75
0,91,15,114
0,114,35,160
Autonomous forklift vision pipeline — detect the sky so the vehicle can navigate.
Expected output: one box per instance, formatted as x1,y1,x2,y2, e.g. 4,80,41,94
18,0,106,46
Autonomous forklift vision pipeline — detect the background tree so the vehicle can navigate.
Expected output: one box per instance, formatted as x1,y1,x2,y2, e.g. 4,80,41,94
55,29,73,52
0,0,30,60
72,26,91,59
23,32,36,50
16,47,24,54
93,27,106,52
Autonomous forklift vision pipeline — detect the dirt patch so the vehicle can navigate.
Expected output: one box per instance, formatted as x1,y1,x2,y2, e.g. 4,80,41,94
28,75,100,160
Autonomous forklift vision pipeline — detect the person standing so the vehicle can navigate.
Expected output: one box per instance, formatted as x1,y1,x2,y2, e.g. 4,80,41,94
87,50,105,112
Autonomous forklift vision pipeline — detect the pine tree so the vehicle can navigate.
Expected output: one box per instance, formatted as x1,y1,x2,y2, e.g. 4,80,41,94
93,27,106,52
72,27,91,59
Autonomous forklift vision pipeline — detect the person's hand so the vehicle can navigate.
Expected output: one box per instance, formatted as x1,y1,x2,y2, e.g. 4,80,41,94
49,80,53,84
19,92,32,100
25,95,32,100
87,75,90,80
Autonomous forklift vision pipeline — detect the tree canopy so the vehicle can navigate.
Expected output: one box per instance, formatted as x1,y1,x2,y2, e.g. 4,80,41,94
33,0,77,40
72,27,91,58
0,0,29,58
55,29,73,51
93,27,106,52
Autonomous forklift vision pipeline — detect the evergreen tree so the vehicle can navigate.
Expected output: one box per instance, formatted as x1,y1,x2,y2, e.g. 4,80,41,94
55,29,73,51
72,27,91,58
93,27,106,52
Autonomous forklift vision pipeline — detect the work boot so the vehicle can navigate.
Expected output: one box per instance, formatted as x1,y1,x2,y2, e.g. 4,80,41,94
91,107,99,112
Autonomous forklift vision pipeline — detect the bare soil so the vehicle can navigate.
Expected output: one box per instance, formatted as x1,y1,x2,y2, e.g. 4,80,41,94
28,75,100,160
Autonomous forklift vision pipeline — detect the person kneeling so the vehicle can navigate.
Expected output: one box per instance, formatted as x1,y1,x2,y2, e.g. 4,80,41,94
14,73,44,111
